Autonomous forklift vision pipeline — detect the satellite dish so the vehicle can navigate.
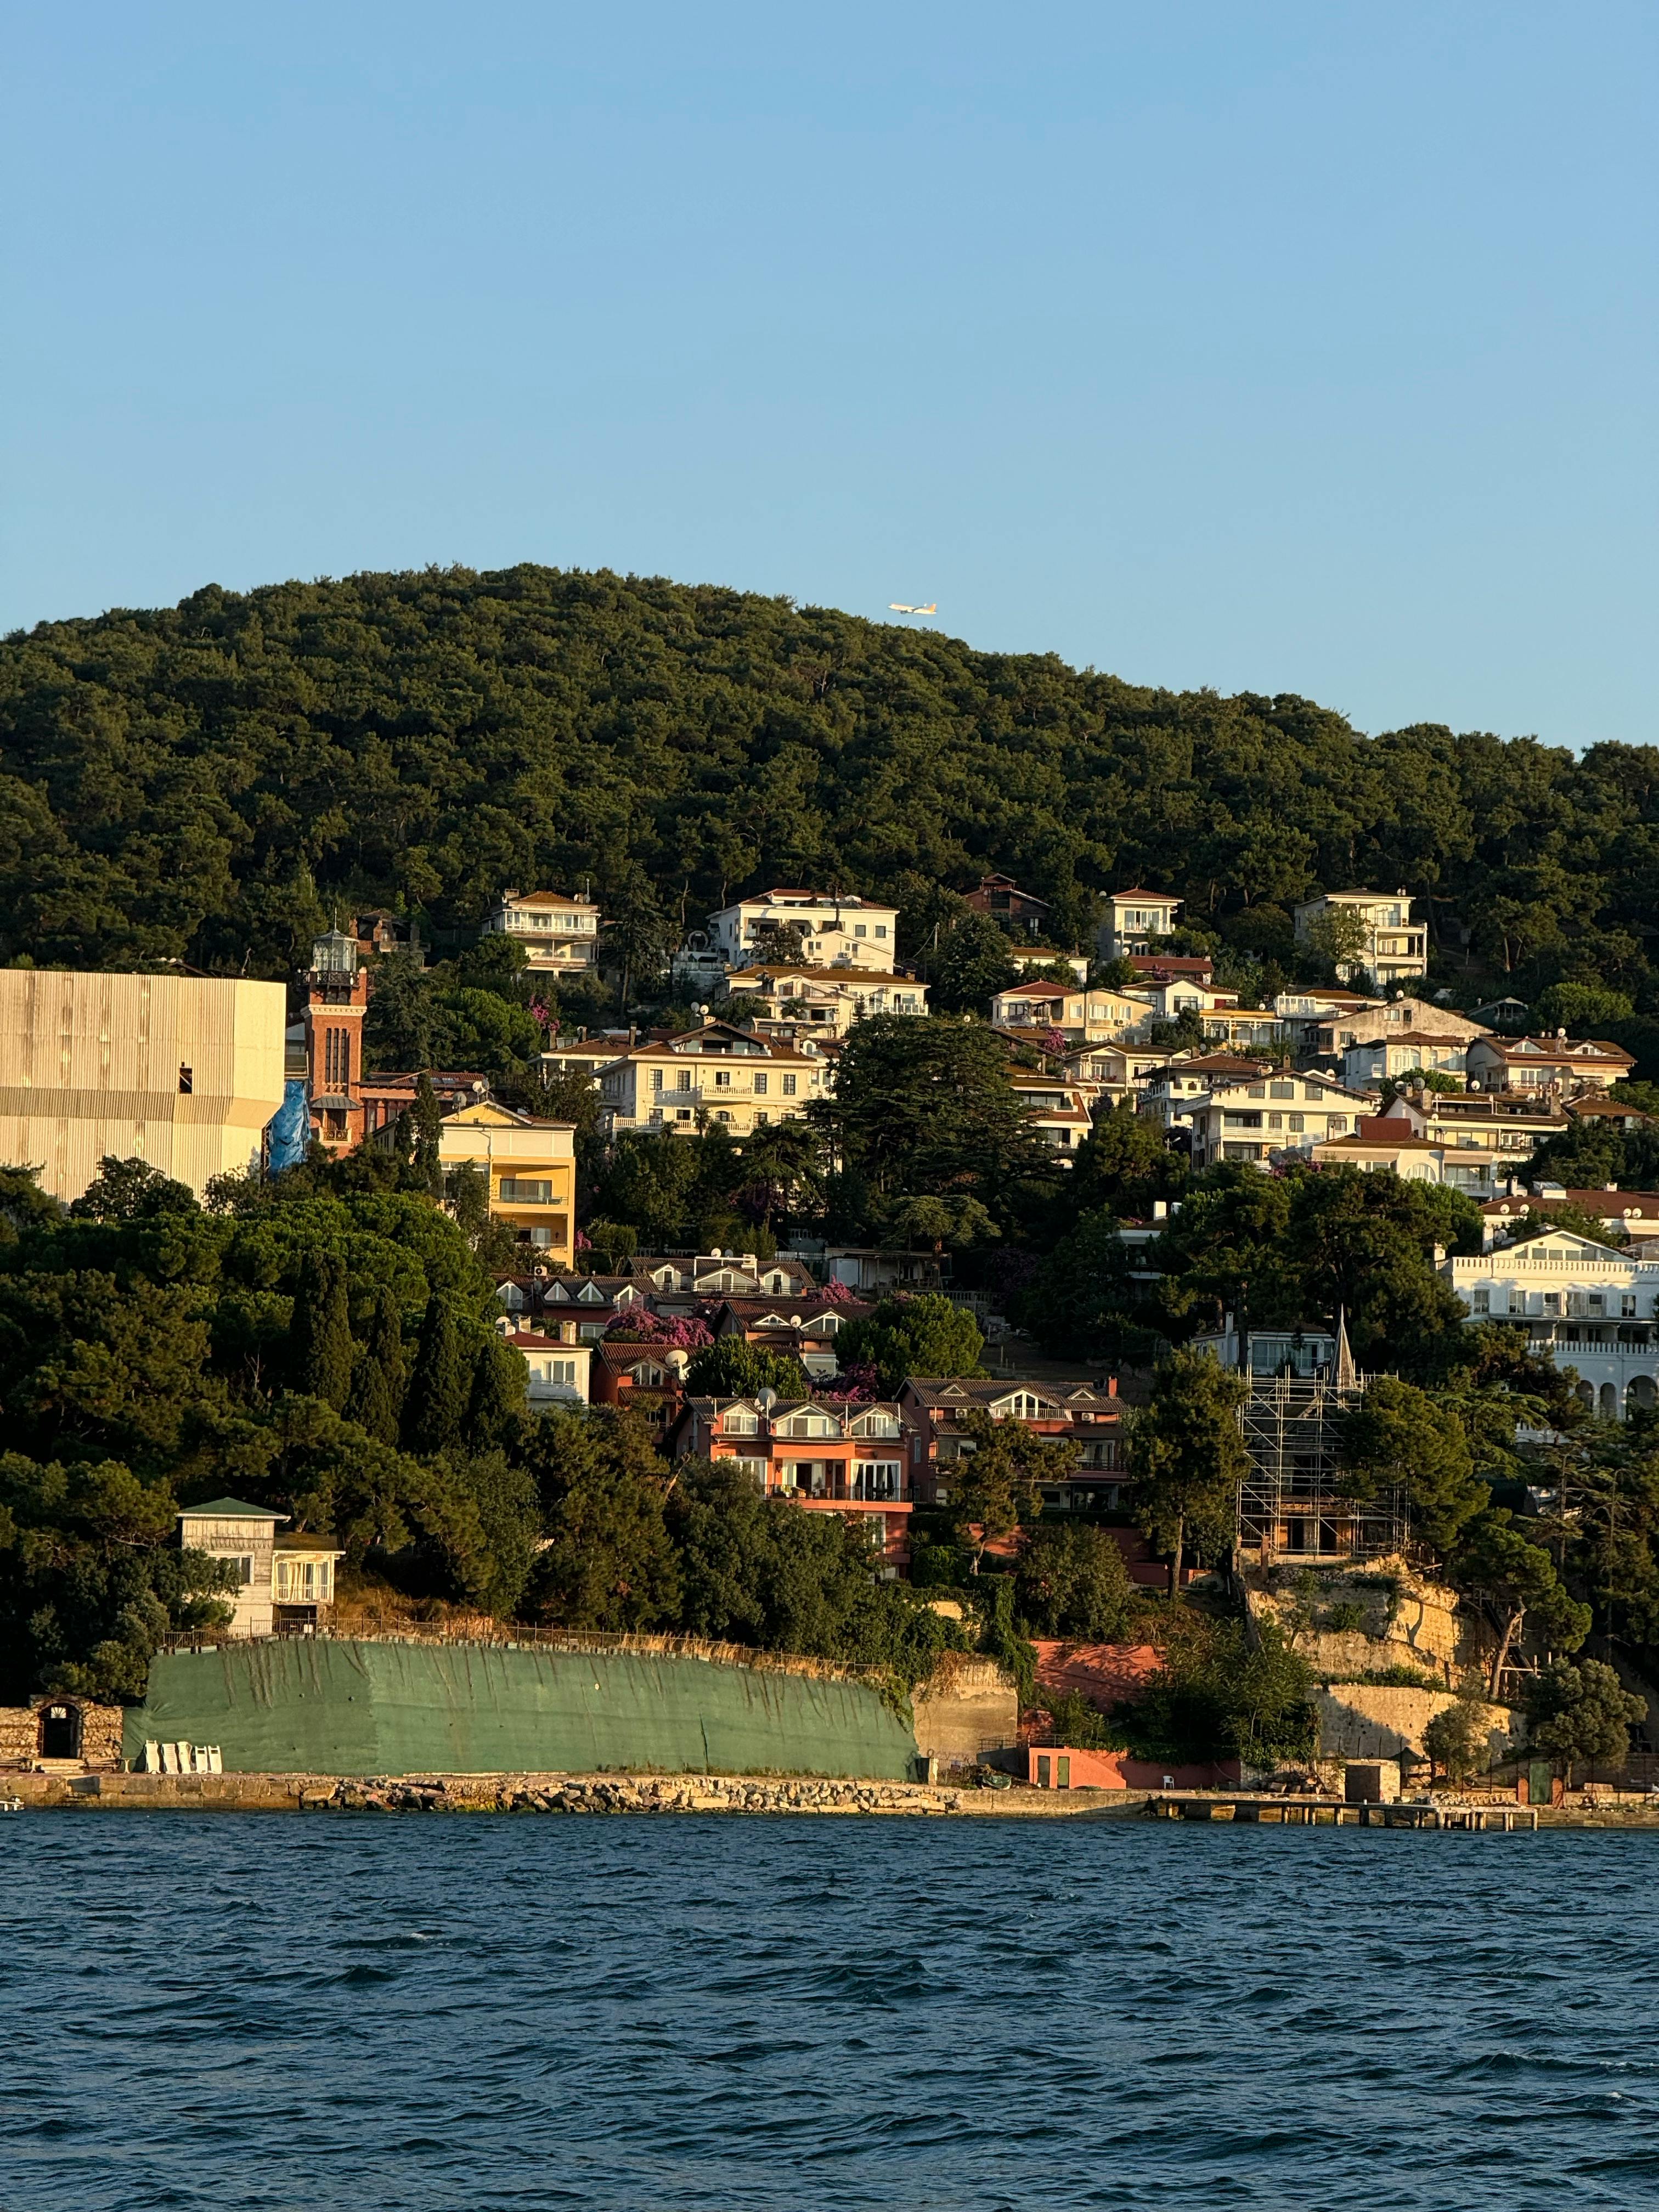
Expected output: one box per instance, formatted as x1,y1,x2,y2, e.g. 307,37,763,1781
757,1387,778,1410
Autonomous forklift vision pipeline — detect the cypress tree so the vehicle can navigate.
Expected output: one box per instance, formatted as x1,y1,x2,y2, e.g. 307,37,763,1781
346,1285,407,1444
413,1071,444,1201
291,1250,353,1408
467,1333,527,1448
404,1291,466,1455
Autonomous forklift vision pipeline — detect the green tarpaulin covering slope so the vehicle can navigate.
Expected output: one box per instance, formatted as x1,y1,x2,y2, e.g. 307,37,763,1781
126,1641,919,1780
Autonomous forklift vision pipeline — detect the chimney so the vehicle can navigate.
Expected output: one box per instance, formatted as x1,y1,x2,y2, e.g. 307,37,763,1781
1105,1375,1118,1398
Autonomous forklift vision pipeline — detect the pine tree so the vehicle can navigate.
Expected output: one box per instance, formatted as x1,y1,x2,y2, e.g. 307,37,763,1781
403,1291,466,1455
291,1251,353,1408
346,1285,407,1444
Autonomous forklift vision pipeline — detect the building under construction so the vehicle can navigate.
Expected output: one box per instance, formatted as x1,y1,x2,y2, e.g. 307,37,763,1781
1195,1318,1408,1566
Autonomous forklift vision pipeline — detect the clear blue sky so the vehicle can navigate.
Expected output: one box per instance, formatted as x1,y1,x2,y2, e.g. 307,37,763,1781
3,2,1654,747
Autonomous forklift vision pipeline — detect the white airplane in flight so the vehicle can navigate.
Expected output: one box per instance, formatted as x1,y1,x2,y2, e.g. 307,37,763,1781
888,601,938,616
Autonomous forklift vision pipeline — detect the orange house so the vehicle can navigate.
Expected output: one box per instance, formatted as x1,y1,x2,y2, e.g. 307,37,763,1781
668,1396,913,1571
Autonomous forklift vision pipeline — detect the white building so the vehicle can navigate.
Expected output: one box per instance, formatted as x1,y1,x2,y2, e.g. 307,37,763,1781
599,1020,828,1138
0,970,286,1205
1186,1069,1372,1169
498,1324,591,1405
482,889,602,973
1098,888,1183,961
1311,1121,1499,1197
724,965,927,1041
707,889,900,972
1342,1030,1473,1091
1442,1229,1659,1419
1293,891,1427,988
1464,1033,1634,1096
176,1498,342,1638
989,981,1152,1041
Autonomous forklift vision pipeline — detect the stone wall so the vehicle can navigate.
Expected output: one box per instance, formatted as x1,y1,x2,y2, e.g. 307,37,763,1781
0,1699,125,1769
1316,1684,1515,1764
911,1658,1018,1767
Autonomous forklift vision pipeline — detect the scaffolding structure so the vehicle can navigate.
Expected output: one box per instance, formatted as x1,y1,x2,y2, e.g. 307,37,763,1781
1235,1368,1407,1566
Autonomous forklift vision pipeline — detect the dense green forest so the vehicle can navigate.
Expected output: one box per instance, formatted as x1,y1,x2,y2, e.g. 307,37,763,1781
3,565,1657,1024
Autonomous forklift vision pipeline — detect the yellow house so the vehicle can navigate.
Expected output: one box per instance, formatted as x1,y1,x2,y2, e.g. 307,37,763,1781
437,1098,576,1264
0,969,286,1203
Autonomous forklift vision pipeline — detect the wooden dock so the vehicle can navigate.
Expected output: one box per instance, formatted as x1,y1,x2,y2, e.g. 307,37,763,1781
1143,1796,1539,1831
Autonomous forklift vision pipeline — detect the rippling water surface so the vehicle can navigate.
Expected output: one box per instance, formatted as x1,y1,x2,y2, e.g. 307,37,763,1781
4,1813,1657,2209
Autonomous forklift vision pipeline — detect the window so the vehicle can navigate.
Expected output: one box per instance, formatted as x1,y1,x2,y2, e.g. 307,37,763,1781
752,1073,768,1095
715,1069,731,1088
499,1178,553,1204
724,1412,759,1436
876,924,888,939
1248,1085,1267,1099
783,1074,797,1096
715,1110,732,1122
1471,1288,1490,1313
855,923,867,938
1328,1116,1347,1135
178,1063,193,1094
651,1069,663,1092
1288,1113,1304,1133
235,1555,254,1585
1270,1082,1294,1100
676,1070,692,1091
551,1359,578,1384
1623,1295,1638,1318
1268,1114,1282,1130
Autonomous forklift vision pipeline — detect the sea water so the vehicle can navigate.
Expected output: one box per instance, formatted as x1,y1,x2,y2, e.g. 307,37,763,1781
3,1814,1656,2209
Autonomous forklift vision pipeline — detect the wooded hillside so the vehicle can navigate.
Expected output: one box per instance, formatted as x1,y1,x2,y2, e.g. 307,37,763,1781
2,565,1655,1002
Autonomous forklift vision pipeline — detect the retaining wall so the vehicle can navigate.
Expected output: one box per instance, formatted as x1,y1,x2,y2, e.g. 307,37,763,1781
123,1639,919,1781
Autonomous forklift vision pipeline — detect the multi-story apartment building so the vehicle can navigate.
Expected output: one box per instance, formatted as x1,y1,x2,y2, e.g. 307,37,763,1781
1184,1069,1371,1169
989,981,1152,1042
898,1378,1122,1513
1293,890,1428,988
1311,1118,1500,1196
1464,1033,1634,1096
707,889,900,972
0,968,287,1205
1098,888,1183,961
667,1396,914,1568
1059,1041,1181,1108
1442,1229,1659,1419
1385,1087,1571,1156
1005,1070,1095,1161
482,889,602,973
429,1097,577,1263
967,873,1053,934
1341,1030,1475,1091
723,964,928,1042
1139,1054,1271,1140
598,1020,827,1138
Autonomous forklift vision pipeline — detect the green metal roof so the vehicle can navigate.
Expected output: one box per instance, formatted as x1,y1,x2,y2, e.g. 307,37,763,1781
177,1496,289,1522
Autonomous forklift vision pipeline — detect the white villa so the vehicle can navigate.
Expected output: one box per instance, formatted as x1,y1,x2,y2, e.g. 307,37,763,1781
707,889,900,972
1442,1228,1659,1419
1293,891,1428,988
482,889,602,973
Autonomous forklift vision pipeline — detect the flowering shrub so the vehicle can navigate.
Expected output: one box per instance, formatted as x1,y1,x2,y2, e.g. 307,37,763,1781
604,1310,713,1350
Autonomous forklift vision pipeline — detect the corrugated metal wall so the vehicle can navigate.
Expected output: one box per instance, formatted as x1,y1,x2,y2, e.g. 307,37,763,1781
0,970,286,1199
